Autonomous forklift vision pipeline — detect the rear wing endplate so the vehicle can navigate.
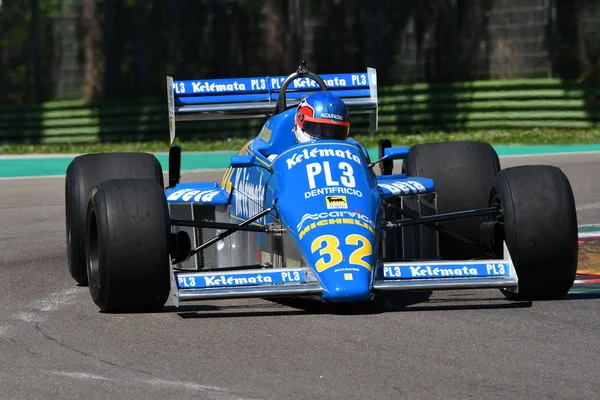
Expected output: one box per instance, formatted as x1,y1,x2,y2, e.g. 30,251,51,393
166,68,378,143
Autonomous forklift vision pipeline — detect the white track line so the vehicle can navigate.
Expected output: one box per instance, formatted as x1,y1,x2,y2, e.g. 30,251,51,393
0,154,81,160
0,168,226,181
577,202,600,212
49,370,258,400
13,288,81,324
0,174,66,181
499,150,600,158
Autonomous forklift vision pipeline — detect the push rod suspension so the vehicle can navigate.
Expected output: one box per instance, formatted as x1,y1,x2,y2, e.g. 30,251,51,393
387,207,501,228
189,208,273,257
171,218,268,232
384,203,501,249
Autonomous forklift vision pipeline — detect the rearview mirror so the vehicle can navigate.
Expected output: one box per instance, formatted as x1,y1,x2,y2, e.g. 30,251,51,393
383,147,410,160
230,154,257,168
368,146,410,169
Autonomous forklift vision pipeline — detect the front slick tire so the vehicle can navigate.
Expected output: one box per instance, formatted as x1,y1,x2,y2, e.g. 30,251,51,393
87,179,171,313
65,152,164,286
491,166,578,301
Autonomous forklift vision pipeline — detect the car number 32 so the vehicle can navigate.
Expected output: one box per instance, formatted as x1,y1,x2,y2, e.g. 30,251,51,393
310,234,372,272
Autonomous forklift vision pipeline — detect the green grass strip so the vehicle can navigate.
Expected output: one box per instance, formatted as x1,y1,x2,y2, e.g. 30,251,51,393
2,128,600,154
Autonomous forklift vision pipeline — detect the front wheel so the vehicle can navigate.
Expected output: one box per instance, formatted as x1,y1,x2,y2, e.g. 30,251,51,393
87,178,171,312
491,165,578,300
65,152,164,286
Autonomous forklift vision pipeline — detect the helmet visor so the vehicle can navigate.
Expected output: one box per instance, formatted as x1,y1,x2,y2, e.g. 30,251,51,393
302,120,349,141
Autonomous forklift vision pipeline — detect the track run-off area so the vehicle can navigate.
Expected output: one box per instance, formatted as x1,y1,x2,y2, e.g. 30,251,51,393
0,147,599,399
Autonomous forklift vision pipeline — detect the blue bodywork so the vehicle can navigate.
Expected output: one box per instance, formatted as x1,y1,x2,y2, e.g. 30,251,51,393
165,105,438,302
164,68,518,305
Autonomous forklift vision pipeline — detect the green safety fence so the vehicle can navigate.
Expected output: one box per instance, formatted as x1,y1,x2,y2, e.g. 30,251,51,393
1,78,600,144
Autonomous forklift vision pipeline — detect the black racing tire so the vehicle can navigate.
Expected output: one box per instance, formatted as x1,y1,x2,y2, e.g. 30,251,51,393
403,141,501,259
86,179,171,312
491,165,578,300
65,153,164,286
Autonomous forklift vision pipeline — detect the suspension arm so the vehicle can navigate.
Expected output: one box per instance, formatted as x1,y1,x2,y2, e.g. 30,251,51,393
189,207,274,257
171,218,269,232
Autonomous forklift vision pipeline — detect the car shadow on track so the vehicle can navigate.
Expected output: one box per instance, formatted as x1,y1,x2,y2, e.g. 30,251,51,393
142,278,600,317
165,302,310,319
170,291,434,318
320,292,533,314
170,290,535,318
389,299,533,312
176,309,310,319
270,291,436,315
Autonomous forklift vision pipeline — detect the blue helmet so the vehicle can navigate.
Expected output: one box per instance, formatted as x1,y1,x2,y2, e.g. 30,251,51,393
294,91,350,143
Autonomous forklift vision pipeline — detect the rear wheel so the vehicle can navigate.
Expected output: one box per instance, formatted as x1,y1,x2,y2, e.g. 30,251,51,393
403,141,500,259
87,178,171,312
491,165,578,300
65,153,164,285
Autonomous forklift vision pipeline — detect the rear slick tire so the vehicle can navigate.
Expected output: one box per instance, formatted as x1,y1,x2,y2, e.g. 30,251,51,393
491,165,578,300
86,178,171,313
403,141,501,259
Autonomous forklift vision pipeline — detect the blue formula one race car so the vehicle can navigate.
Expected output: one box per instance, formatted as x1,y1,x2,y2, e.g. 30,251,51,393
64,63,578,312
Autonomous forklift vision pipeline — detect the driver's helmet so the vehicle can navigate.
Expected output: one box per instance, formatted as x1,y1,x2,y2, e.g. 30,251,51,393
293,91,350,143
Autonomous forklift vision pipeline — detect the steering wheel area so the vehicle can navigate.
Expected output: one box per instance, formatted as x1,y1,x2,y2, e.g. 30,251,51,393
274,61,328,115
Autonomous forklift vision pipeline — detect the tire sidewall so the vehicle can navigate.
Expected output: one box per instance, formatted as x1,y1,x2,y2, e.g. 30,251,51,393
66,158,92,285
491,166,578,299
86,186,110,308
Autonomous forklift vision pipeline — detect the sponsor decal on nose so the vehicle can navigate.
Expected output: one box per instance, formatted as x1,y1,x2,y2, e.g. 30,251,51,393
325,195,348,209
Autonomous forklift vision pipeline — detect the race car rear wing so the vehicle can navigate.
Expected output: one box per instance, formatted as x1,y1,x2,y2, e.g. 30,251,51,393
166,68,378,143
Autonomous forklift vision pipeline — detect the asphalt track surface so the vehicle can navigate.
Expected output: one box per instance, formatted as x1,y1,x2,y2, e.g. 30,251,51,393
1,152,599,399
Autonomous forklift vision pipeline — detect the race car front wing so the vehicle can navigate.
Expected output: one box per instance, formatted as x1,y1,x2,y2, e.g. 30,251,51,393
373,242,518,292
166,242,517,307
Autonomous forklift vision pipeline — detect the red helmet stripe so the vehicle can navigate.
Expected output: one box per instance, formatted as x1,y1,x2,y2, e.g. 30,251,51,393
303,116,350,126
